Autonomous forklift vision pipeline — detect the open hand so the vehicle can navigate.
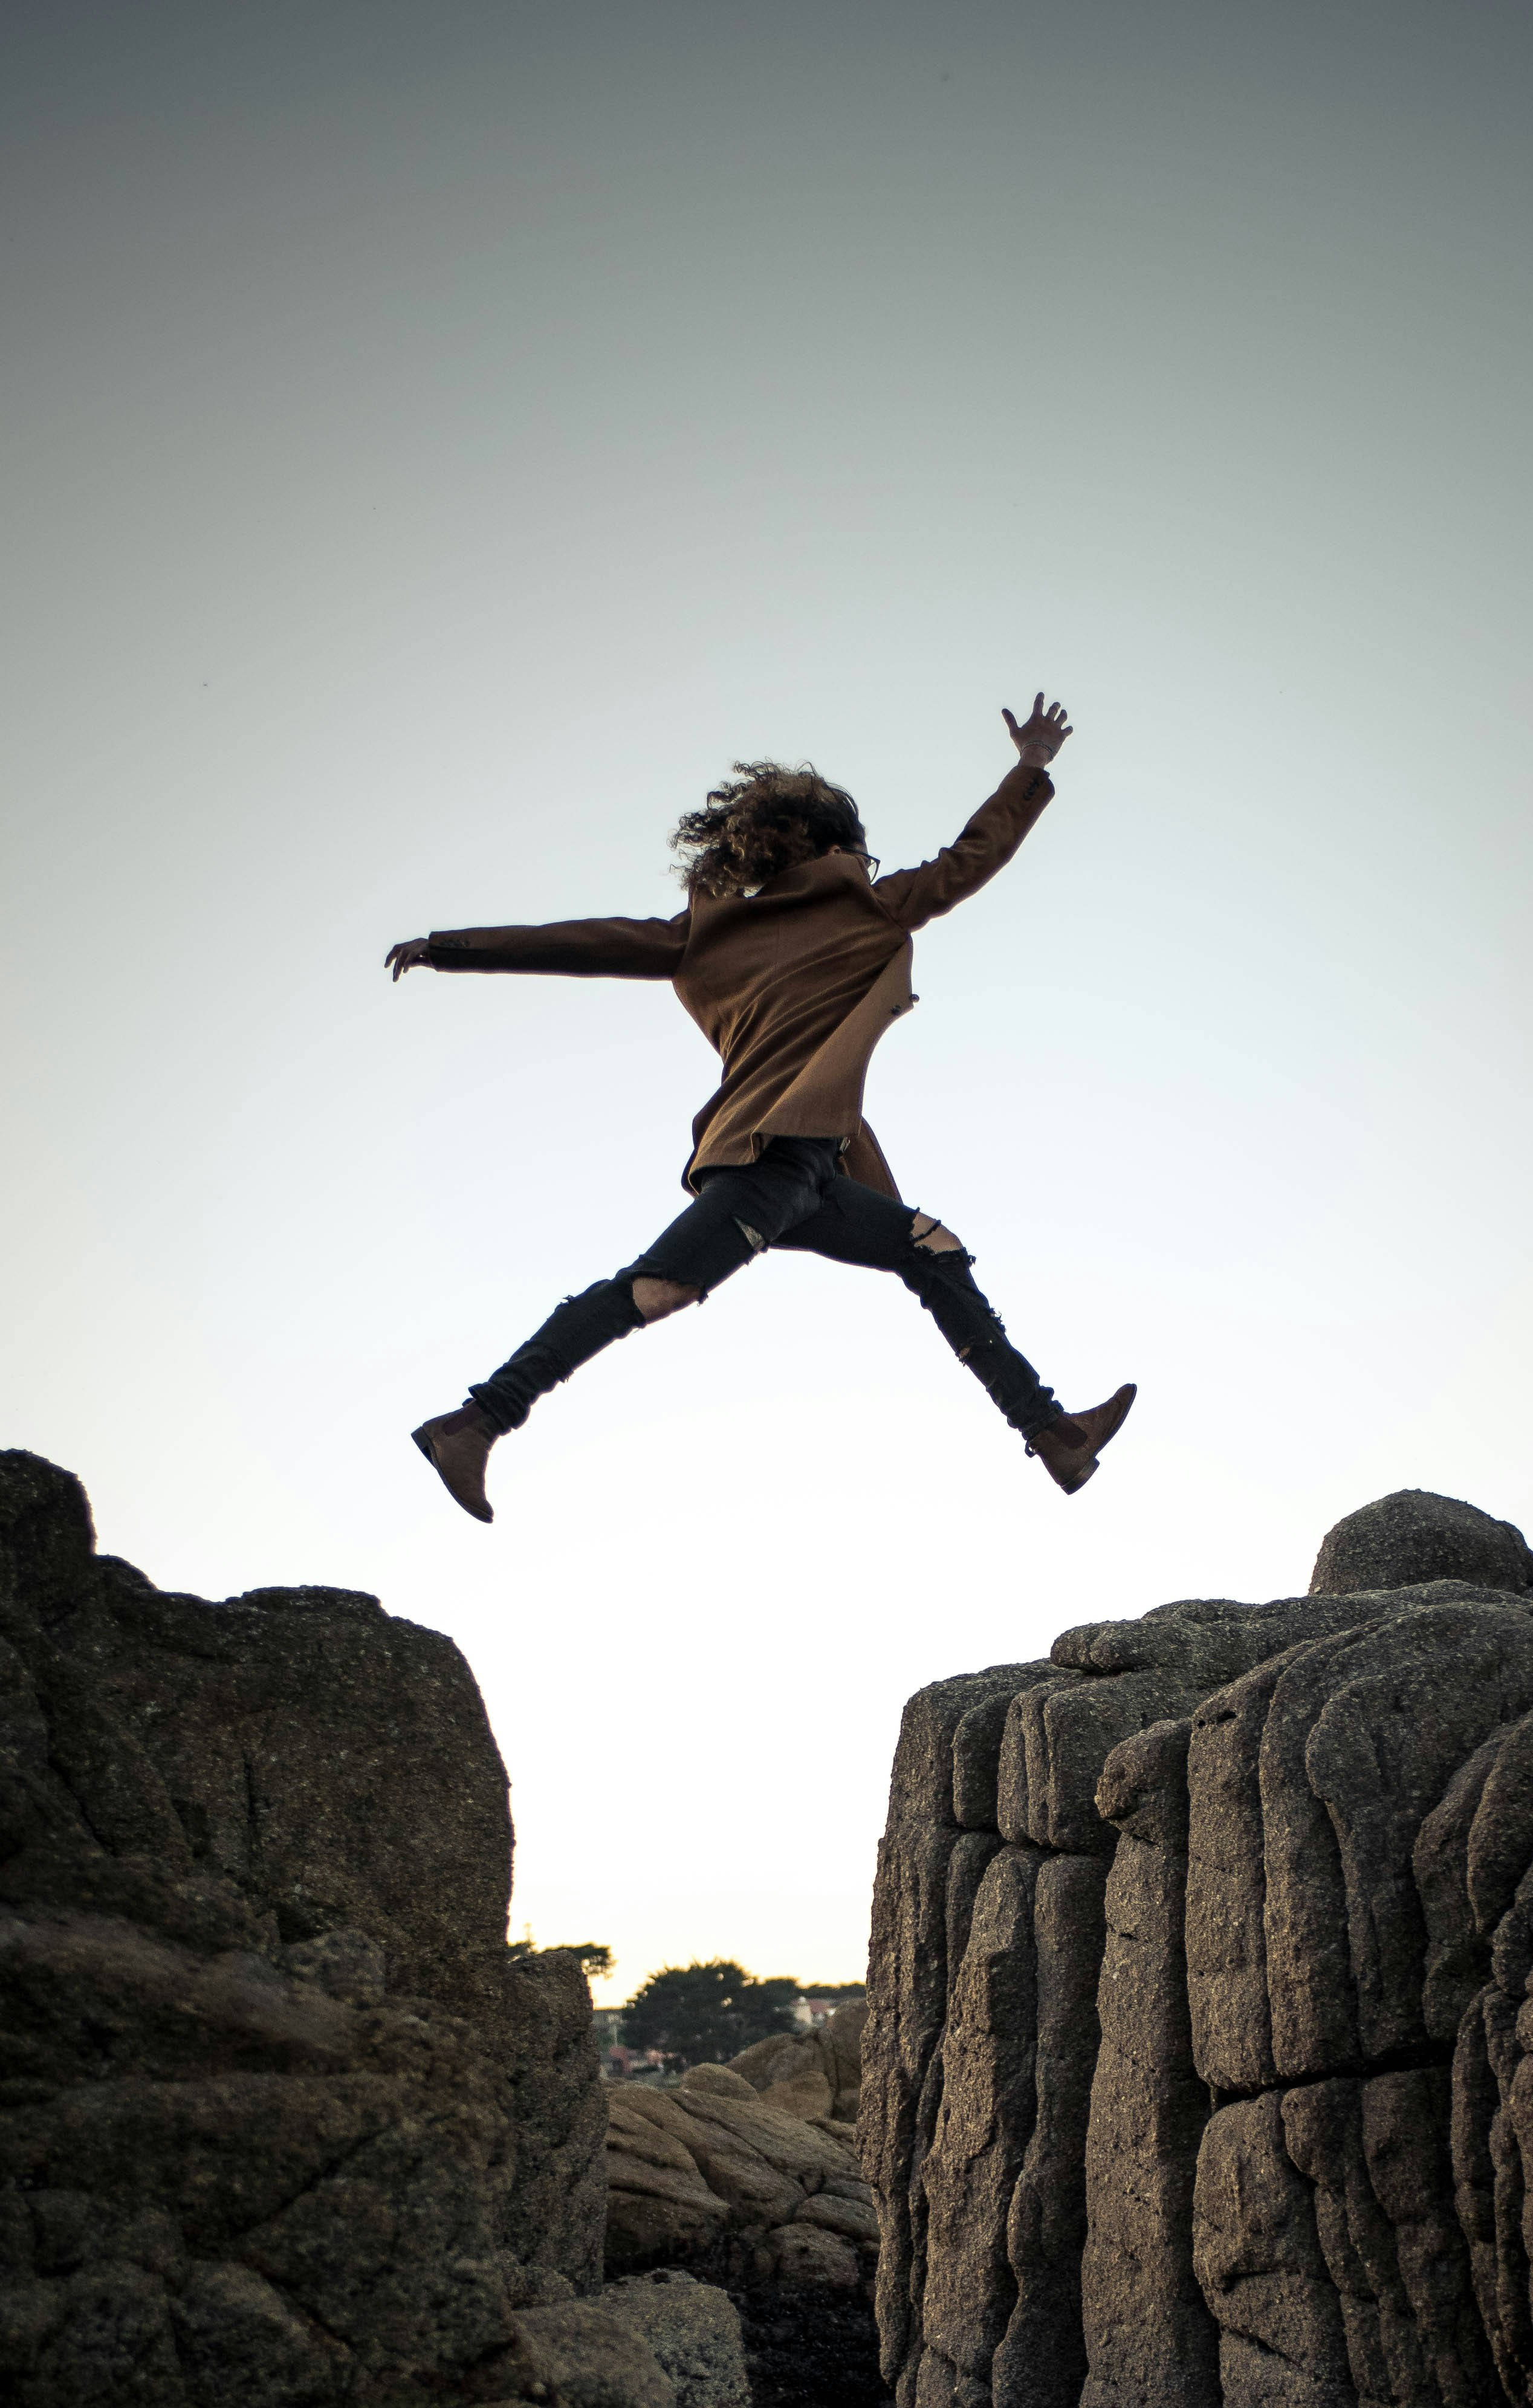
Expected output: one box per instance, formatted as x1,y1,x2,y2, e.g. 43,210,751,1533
1002,694,1072,768
386,939,432,980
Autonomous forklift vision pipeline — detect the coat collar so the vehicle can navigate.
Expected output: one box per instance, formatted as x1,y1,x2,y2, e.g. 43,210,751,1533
741,852,872,905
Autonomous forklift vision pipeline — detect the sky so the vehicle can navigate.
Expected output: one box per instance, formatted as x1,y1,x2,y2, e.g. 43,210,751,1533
2,0,1529,2008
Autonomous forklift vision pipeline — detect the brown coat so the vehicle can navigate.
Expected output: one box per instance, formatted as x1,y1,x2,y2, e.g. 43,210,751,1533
427,761,1055,1198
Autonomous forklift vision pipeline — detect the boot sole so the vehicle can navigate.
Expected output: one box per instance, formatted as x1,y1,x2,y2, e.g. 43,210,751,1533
410,1425,494,1524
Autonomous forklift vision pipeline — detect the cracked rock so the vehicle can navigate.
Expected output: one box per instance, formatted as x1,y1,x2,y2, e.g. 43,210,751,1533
0,1449,605,2405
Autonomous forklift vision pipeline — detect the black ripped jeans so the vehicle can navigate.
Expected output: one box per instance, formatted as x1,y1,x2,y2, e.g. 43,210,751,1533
470,1135,1061,1442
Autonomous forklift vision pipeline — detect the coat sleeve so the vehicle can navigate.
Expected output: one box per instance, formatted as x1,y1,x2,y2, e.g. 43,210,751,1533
872,765,1054,931
426,911,690,979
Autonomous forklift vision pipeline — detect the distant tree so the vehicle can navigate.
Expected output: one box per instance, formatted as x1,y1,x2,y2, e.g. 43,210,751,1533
621,1960,802,2068
507,1937,614,1979
568,1943,614,1978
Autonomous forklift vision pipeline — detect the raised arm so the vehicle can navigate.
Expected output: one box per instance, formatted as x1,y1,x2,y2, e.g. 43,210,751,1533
386,910,690,983
872,694,1073,932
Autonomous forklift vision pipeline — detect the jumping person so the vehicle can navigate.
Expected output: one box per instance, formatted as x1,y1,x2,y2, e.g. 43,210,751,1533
387,694,1135,1523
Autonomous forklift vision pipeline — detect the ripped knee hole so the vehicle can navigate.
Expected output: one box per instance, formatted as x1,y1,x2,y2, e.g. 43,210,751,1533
630,1276,701,1323
912,1214,964,1254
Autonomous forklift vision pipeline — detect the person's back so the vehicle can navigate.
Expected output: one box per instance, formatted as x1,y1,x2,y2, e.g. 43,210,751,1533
387,693,1134,1523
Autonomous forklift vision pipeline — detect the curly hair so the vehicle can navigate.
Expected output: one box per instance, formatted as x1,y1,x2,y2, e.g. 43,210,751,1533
670,761,869,898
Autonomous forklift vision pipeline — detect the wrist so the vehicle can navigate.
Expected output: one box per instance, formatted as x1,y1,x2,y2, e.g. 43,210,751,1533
1016,745,1055,770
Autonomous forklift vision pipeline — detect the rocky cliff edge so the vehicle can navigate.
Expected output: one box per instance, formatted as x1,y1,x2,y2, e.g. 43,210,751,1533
0,1448,610,2404
859,1487,1533,2408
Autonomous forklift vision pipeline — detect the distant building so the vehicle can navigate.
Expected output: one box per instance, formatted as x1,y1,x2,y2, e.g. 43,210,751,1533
591,2008,669,2083
792,1992,865,2030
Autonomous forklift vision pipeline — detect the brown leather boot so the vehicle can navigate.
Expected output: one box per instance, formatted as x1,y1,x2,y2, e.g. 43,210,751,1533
1029,1383,1137,1496
411,1402,499,1523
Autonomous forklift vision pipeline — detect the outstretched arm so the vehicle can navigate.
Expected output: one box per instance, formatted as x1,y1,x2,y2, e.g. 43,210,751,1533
873,693,1073,931
386,910,690,983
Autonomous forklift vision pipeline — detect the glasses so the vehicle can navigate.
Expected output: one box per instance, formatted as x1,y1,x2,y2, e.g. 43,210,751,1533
854,852,881,879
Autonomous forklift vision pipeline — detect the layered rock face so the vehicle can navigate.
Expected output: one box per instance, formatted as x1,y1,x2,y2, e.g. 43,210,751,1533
605,2048,888,2407
727,2000,866,2125
606,2056,878,2290
858,1489,1533,2408
0,1449,607,2404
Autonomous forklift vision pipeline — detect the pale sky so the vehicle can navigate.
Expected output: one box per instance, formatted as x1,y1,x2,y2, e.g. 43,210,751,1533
3,0,1529,2006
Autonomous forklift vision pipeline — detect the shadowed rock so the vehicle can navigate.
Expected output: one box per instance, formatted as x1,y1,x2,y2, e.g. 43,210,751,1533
861,1665,1039,2389
0,1448,606,2404
1193,2091,1353,2408
861,1487,1533,2408
1081,1717,1219,2408
921,1845,1043,2377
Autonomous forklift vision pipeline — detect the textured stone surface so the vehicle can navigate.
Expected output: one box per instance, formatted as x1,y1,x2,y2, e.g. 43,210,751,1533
1281,2068,1494,2408
990,1852,1109,2408
603,2070,877,2300
954,1665,1053,1832
1310,1489,1531,1599
861,1664,1038,2386
601,2270,751,2407
861,1488,1533,2408
0,1448,605,2405
1081,1717,1218,2408
1193,2092,1352,2408
725,1996,868,2122
499,2299,677,2404
921,1844,1042,2375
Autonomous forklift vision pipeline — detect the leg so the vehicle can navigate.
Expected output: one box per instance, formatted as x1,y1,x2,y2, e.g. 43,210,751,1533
896,1212,1137,1485
773,1179,1065,1441
413,1139,844,1520
464,1224,735,1440
469,1138,842,1434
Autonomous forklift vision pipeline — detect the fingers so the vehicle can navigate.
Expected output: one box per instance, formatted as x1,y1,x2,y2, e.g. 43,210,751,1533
1006,696,1074,752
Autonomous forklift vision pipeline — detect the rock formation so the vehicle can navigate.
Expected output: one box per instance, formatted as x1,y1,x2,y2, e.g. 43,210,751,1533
0,1449,751,2407
859,1489,1533,2408
726,2001,867,2125
604,2025,887,2406
507,2270,751,2406
605,2054,878,2287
